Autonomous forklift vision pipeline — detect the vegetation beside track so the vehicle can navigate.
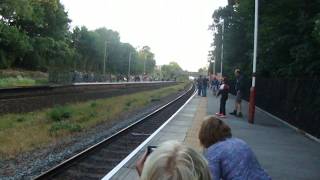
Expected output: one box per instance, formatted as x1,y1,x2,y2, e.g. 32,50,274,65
0,69,48,88
0,82,189,159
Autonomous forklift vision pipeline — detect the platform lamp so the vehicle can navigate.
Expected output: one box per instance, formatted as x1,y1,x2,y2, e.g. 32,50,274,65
207,59,215,78
128,51,132,82
207,57,211,76
219,20,224,77
103,40,107,81
248,0,259,124
103,41,107,76
212,59,215,75
208,51,215,76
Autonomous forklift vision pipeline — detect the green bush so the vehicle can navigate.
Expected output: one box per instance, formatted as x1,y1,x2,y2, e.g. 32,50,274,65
125,101,132,107
48,106,72,122
90,101,97,108
16,117,26,122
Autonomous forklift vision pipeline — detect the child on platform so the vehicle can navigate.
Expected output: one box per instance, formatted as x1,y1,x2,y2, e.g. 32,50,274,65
216,77,229,117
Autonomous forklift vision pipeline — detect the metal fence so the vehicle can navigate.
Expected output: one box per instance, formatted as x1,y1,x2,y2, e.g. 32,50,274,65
230,78,320,138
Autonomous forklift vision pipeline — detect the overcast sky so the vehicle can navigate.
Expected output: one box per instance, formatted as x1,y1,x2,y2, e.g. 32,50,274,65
60,0,227,72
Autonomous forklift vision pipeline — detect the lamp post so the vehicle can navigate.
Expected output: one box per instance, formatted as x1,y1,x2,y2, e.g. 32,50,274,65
159,65,162,81
208,51,215,75
207,57,215,77
212,60,215,75
128,51,132,82
103,41,107,80
248,0,259,124
144,54,147,76
220,20,224,77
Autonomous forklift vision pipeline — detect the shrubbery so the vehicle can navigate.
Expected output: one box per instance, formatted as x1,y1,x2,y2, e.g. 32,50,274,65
48,106,73,122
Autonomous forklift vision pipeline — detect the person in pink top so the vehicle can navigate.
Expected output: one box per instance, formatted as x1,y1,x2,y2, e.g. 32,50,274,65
216,77,230,118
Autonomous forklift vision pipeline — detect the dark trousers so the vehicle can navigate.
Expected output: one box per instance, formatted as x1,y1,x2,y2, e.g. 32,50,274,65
220,98,227,115
202,86,207,96
197,86,202,95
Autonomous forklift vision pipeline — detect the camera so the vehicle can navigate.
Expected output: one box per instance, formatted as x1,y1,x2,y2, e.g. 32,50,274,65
146,146,157,156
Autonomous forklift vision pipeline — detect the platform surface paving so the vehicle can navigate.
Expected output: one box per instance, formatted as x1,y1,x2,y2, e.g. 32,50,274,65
107,90,320,180
207,91,320,180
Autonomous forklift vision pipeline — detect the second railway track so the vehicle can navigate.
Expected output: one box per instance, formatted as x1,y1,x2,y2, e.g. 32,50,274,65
0,81,177,114
34,84,195,180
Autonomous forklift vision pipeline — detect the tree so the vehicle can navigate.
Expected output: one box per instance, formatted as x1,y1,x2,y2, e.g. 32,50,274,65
198,67,208,75
0,22,32,68
210,0,320,78
0,0,157,78
161,62,184,80
135,46,156,75
0,0,73,71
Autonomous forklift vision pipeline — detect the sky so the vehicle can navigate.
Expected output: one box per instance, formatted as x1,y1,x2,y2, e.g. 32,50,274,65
60,0,227,72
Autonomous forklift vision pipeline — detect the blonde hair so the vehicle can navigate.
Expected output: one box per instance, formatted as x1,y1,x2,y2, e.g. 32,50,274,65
140,141,211,180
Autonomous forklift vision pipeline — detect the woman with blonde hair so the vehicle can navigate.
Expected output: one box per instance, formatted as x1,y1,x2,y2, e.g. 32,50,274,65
199,116,271,180
136,140,212,180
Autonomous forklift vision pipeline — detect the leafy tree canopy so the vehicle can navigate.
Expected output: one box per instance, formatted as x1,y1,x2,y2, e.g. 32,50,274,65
210,0,320,78
0,0,156,75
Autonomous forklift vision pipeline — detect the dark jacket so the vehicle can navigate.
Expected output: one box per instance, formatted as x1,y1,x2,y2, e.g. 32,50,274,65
203,78,209,87
217,83,229,100
197,78,203,87
235,75,244,92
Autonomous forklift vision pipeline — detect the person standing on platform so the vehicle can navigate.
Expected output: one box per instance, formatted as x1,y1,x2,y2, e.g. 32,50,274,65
216,77,229,117
230,69,244,117
202,76,209,97
211,76,219,96
197,75,203,96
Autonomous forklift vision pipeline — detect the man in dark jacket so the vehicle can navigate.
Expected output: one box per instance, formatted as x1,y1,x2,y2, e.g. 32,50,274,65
202,76,209,97
197,75,203,96
230,69,243,117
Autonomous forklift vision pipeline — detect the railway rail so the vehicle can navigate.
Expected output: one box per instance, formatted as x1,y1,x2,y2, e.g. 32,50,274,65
34,84,195,180
0,81,177,114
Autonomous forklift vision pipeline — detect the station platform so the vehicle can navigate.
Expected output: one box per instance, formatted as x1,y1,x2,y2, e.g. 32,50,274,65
104,90,320,180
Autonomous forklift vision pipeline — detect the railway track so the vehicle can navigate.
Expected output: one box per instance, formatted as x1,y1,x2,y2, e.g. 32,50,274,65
0,81,177,114
34,84,195,180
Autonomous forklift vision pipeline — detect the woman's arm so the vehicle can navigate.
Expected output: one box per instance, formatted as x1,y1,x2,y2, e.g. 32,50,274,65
208,158,222,180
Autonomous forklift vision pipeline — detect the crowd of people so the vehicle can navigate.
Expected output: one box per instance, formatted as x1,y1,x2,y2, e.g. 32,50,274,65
49,70,170,83
196,69,244,118
133,69,271,180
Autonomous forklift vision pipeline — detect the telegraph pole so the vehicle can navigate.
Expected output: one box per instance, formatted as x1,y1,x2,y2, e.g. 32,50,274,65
128,51,132,82
248,0,259,124
103,41,107,78
220,20,224,76
213,60,215,74
144,54,147,75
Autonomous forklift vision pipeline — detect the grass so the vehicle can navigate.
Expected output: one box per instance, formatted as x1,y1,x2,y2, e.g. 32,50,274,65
0,82,189,158
0,76,48,88
0,69,48,88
